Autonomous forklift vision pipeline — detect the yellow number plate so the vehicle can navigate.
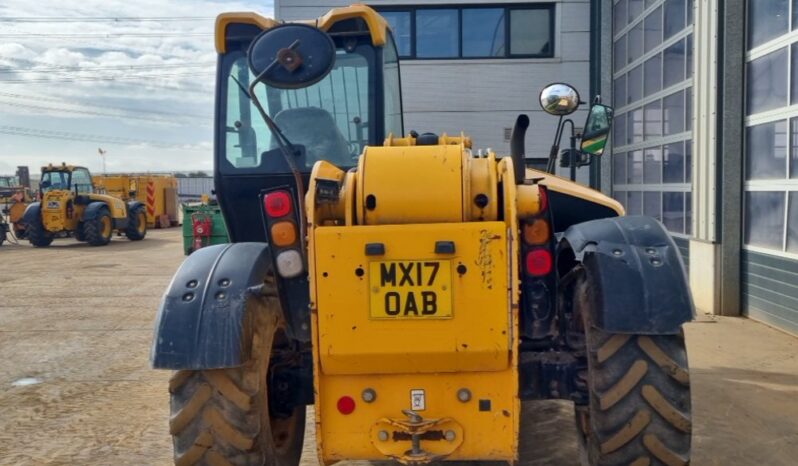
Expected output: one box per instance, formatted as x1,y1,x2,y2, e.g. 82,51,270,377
369,260,452,319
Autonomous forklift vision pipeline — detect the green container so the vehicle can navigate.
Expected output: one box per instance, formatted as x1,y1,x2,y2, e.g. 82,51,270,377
182,203,230,255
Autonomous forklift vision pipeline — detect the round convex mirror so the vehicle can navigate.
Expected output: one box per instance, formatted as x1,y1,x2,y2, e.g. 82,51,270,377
539,83,581,116
248,23,336,89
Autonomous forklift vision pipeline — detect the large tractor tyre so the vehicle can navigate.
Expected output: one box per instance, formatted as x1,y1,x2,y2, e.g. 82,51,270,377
573,275,691,466
75,222,86,242
26,215,54,247
168,299,305,466
125,205,147,241
83,207,113,246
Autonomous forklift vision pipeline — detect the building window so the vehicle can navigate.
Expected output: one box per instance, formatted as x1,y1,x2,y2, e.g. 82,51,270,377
376,4,555,60
611,0,694,237
463,8,505,57
380,11,411,57
743,0,798,256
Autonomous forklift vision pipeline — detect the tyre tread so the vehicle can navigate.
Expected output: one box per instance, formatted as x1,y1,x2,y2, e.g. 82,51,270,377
575,277,692,466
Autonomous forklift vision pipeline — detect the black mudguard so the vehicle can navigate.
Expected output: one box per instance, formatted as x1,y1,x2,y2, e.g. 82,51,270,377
127,200,145,212
82,201,108,220
559,215,694,334
22,202,42,224
151,242,274,370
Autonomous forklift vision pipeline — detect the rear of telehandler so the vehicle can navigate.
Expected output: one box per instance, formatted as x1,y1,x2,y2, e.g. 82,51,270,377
152,6,694,466
22,164,147,247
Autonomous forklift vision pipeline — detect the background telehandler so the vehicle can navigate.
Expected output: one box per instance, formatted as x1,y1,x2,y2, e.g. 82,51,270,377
23,164,147,247
152,6,694,466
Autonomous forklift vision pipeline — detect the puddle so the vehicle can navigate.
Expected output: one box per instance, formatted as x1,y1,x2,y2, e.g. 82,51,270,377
11,377,42,387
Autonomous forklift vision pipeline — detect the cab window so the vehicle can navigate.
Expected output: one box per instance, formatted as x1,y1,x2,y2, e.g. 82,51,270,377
40,171,69,193
71,169,94,193
224,48,373,172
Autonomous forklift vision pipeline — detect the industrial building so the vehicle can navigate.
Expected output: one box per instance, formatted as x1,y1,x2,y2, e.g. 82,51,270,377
275,0,798,335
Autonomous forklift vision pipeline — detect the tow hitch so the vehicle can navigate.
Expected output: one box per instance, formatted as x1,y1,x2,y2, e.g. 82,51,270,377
370,410,464,464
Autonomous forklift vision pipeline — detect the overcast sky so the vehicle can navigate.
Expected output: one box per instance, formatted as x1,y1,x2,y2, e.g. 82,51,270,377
0,0,269,175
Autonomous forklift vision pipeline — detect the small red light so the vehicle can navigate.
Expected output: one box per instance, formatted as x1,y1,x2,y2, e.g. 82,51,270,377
526,249,553,276
539,186,549,212
264,191,292,217
337,396,356,415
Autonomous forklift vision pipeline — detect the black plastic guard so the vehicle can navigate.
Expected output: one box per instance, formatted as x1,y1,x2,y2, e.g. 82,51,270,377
560,215,694,334
127,200,145,212
151,242,273,369
83,201,107,220
22,202,41,224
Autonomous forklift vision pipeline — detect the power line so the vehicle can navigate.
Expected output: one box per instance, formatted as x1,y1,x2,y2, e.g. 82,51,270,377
0,125,207,149
0,91,213,119
0,100,212,124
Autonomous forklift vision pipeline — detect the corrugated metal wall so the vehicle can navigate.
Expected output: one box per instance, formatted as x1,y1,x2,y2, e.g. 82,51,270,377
673,236,690,273
177,177,214,201
742,251,798,336
275,0,594,184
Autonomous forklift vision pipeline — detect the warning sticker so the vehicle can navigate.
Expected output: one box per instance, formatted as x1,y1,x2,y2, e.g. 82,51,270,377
410,389,426,411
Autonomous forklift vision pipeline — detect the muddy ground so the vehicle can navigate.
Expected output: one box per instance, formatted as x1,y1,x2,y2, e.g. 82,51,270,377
0,229,796,465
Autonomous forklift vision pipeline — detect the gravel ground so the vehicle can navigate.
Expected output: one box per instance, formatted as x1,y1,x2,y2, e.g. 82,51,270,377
0,229,796,465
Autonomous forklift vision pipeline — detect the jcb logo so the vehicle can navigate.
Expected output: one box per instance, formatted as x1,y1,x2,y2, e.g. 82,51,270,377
369,260,452,319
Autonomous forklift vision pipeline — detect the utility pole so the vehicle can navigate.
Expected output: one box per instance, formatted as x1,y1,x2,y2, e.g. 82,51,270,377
98,148,107,174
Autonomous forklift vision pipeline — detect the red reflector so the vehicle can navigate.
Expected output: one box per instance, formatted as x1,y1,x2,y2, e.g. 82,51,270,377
264,191,292,217
526,249,553,276
337,396,356,415
539,186,549,212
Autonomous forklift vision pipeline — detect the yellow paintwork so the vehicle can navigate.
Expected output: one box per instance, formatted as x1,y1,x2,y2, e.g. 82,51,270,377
359,145,465,225
315,223,511,375
317,4,388,46
94,174,178,227
215,4,388,54
38,165,129,234
307,141,521,464
41,190,127,232
528,167,625,216
516,184,545,218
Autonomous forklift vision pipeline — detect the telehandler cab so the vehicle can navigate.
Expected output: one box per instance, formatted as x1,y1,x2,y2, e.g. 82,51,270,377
152,6,694,466
22,164,147,247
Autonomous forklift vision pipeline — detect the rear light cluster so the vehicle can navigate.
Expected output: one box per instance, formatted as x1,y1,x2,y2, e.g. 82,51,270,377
520,185,555,340
523,187,552,277
263,190,303,278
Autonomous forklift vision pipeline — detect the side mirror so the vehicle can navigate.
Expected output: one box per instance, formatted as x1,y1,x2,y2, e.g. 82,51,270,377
539,83,581,116
248,23,336,90
580,104,614,156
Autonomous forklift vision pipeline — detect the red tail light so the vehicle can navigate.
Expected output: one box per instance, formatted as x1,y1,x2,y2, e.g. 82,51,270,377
526,249,553,276
539,185,549,212
337,396,356,415
264,191,292,217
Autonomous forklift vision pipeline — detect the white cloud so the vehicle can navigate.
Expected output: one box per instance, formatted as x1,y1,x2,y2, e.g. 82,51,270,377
0,0,271,173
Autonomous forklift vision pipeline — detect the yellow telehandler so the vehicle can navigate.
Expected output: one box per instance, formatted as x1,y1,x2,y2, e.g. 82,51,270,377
152,6,693,466
23,164,147,247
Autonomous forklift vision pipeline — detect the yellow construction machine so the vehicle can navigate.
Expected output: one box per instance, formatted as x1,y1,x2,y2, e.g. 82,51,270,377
152,6,694,466
22,164,147,247
0,174,31,245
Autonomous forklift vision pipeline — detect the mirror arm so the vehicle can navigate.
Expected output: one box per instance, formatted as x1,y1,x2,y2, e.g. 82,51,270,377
247,75,307,254
547,117,576,175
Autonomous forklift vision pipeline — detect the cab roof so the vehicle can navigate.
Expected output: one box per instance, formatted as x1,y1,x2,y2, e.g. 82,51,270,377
214,4,389,54
41,164,87,173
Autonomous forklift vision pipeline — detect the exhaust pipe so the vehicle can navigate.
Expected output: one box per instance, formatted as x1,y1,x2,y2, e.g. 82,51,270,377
509,114,529,184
